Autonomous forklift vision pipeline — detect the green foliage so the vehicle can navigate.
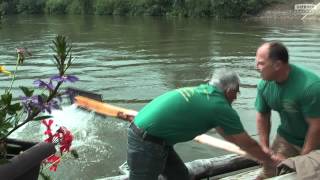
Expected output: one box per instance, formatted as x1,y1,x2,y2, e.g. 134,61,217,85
67,0,93,14
67,0,82,14
39,170,51,180
184,0,212,17
0,0,284,17
94,0,114,15
33,115,53,121
94,0,130,15
0,35,78,178
212,0,246,18
113,0,130,15
70,149,79,158
51,35,73,75
244,0,269,14
0,35,77,140
19,86,34,97
0,0,7,15
146,0,172,16
45,0,69,14
124,0,147,15
94,0,172,16
0,0,19,14
17,0,45,14
0,92,22,137
79,0,93,14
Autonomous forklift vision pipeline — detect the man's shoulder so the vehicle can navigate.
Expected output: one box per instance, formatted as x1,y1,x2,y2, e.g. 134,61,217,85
291,64,320,78
257,79,271,90
291,64,320,87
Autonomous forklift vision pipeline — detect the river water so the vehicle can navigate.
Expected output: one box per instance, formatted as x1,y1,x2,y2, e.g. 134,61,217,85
1,15,320,179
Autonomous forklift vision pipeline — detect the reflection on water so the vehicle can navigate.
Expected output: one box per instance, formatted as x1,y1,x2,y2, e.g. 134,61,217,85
1,15,320,179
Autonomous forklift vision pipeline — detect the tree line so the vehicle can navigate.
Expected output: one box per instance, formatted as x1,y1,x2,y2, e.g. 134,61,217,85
0,0,281,18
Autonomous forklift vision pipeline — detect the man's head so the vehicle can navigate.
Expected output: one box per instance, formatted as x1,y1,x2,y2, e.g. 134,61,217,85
255,42,289,81
209,69,240,103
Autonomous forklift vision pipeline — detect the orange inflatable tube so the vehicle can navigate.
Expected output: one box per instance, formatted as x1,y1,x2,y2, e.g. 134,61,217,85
74,96,138,121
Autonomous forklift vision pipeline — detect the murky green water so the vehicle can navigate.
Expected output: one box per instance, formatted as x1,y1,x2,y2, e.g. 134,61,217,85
1,15,320,179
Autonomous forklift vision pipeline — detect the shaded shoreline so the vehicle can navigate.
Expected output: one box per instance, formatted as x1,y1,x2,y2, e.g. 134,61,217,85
246,0,319,21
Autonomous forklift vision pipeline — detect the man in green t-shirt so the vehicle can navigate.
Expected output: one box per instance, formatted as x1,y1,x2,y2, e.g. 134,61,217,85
255,42,320,179
126,69,278,180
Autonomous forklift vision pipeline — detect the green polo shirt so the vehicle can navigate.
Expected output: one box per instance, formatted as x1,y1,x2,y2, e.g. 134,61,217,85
255,64,320,147
134,84,244,145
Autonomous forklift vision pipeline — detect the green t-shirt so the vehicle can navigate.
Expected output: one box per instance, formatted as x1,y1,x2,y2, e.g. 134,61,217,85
255,64,320,147
134,84,244,145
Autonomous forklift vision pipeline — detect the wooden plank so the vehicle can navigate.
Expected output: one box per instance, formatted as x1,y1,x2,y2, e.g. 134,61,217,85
194,134,246,155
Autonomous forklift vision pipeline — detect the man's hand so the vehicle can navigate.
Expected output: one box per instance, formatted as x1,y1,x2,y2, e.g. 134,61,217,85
260,145,285,165
260,152,284,172
261,145,273,156
223,132,279,166
117,112,135,121
271,153,286,165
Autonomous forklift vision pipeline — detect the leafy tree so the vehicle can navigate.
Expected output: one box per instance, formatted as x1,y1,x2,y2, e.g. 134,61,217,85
94,0,115,15
68,0,93,14
0,0,286,17
0,0,19,14
17,0,45,14
45,0,69,14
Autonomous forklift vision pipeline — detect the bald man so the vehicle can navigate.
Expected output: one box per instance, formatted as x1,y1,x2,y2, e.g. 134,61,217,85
255,42,320,179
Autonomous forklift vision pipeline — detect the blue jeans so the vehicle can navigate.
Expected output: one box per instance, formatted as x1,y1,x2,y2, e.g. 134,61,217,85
127,126,190,180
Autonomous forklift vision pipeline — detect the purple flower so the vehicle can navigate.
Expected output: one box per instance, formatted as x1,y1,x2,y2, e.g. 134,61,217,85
20,95,60,114
20,95,38,113
36,96,60,114
33,80,54,91
50,75,79,83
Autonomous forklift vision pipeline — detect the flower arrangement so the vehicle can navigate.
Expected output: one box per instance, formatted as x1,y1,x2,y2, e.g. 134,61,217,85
41,119,76,173
0,35,78,176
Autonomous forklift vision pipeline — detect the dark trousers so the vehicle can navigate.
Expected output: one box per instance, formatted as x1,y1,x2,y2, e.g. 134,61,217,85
127,126,190,180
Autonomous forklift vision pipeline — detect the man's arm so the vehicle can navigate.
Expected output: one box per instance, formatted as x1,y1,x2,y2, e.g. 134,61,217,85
218,130,277,165
301,118,320,155
256,112,272,153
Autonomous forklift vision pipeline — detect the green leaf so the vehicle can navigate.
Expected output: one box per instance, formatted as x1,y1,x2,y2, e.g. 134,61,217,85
1,93,12,106
39,170,52,180
11,103,22,111
0,111,6,122
7,103,22,115
0,122,12,134
70,149,79,159
19,86,34,97
33,115,53,121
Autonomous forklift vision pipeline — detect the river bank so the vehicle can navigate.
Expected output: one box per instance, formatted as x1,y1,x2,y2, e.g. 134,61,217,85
0,0,284,18
1,0,319,20
248,0,319,20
